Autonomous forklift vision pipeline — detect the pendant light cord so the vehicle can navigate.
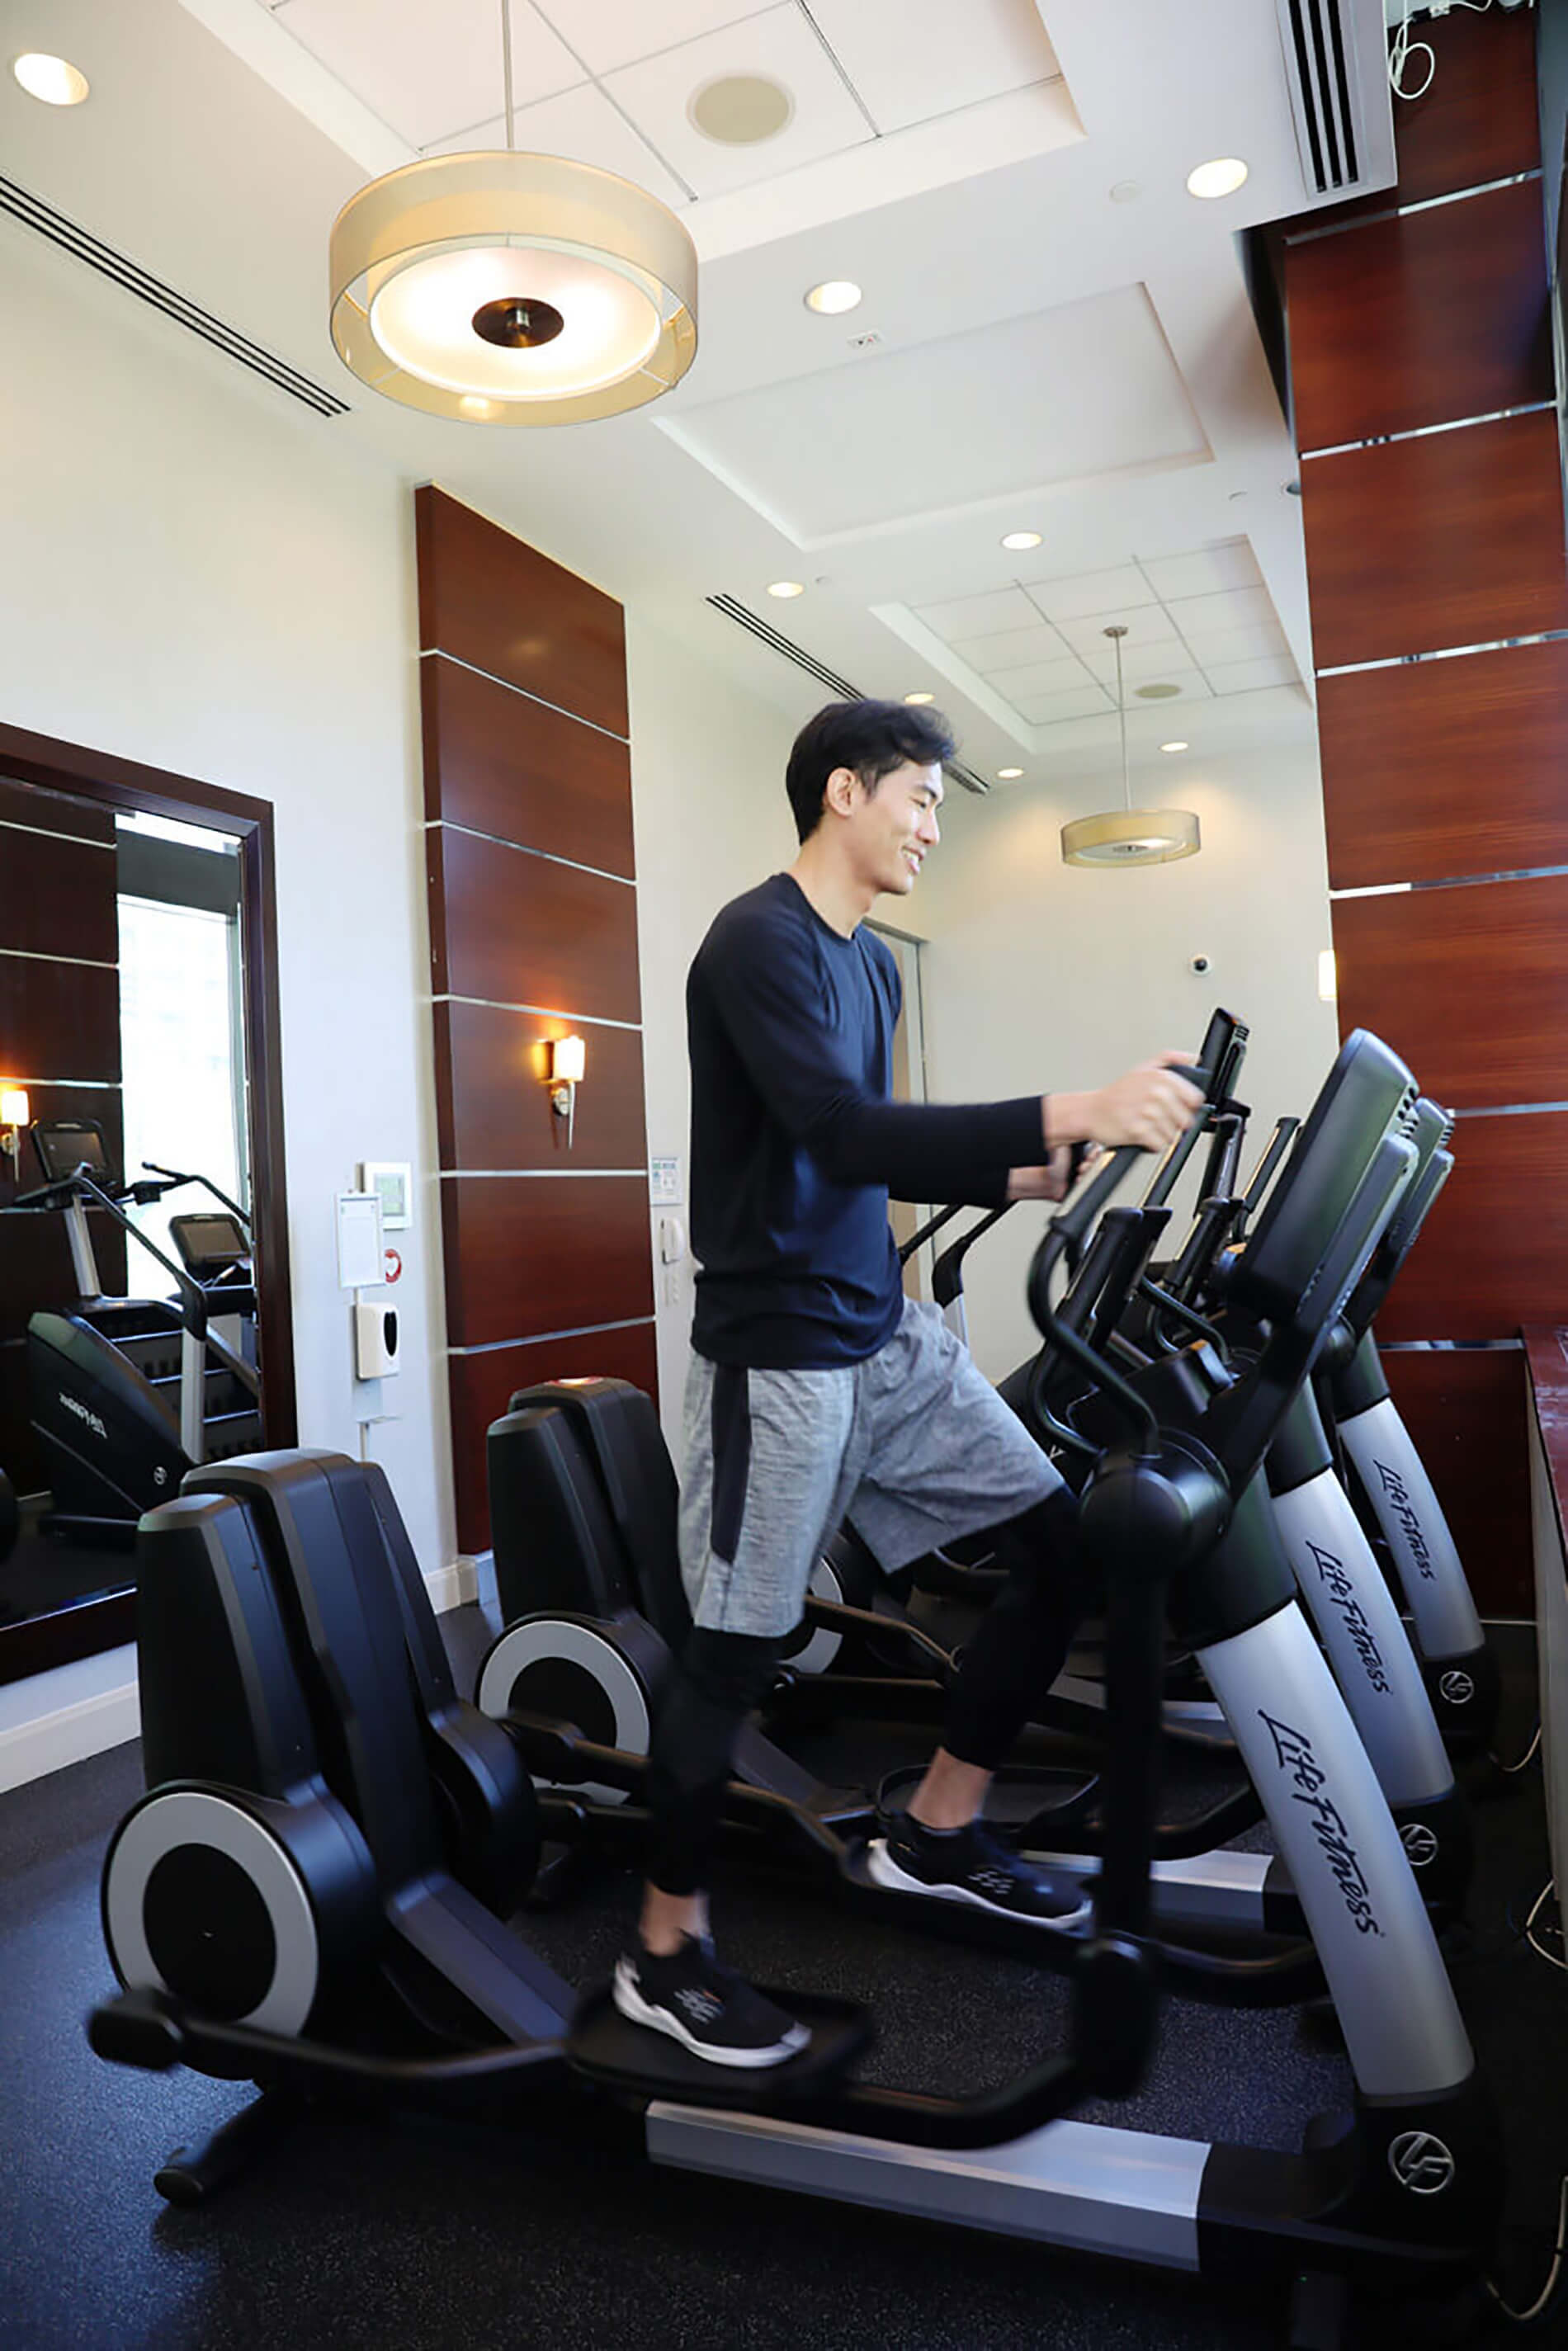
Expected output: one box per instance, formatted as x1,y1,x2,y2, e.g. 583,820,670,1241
1107,626,1131,816
501,0,515,150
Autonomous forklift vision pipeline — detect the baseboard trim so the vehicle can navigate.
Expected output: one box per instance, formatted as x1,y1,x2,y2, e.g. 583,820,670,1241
0,1677,139,1795
423,1556,479,1614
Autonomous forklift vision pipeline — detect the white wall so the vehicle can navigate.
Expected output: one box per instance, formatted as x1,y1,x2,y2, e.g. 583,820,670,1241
910,741,1340,1382
0,229,448,1581
626,616,801,1459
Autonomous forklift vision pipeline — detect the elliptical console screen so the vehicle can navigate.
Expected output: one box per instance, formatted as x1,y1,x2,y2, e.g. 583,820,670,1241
31,1120,113,1185
168,1212,250,1274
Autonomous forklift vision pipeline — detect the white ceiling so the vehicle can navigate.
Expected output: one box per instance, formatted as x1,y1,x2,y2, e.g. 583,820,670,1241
0,0,1398,795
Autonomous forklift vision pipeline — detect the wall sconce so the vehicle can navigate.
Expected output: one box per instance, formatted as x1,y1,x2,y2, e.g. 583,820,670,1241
548,1036,586,1147
0,1085,30,1163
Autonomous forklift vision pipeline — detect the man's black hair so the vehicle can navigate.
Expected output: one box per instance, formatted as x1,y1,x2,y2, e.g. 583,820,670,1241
785,699,956,845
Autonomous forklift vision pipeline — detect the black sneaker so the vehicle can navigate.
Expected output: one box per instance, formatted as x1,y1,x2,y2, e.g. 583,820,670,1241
867,1814,1092,1928
612,1936,810,2069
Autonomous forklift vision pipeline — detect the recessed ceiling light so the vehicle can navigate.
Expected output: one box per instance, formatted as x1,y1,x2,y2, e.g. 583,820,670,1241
1001,531,1041,552
805,280,862,316
1109,179,1141,204
767,580,805,599
997,767,1024,781
904,692,935,706
1159,740,1189,753
12,52,89,106
691,74,793,146
1187,157,1249,201
1136,682,1183,700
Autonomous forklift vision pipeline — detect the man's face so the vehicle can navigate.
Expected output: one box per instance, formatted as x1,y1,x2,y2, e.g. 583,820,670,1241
834,758,943,897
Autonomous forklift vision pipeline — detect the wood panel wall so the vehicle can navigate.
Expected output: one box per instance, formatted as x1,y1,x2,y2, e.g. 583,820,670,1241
416,485,654,1555
1282,4,1557,1616
0,778,125,1493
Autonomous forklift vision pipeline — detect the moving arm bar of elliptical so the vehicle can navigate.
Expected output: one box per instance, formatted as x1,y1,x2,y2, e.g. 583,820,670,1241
801,1596,955,1679
88,1990,569,2097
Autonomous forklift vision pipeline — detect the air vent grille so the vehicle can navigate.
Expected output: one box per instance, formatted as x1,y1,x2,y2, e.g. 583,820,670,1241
1274,0,1363,195
706,595,990,795
0,172,350,418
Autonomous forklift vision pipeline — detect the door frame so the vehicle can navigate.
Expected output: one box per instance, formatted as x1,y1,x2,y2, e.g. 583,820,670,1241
0,720,295,1686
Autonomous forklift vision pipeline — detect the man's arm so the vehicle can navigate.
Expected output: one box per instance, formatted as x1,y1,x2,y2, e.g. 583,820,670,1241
708,915,1204,1201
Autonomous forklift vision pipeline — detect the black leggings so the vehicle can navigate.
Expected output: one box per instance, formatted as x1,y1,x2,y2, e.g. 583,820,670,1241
645,1487,1093,1898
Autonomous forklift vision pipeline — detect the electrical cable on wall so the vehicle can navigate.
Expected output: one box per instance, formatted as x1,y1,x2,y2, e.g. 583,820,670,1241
1390,0,1527,106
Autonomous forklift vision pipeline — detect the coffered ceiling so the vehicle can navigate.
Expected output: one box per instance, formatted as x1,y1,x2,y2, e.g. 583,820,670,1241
0,0,1399,792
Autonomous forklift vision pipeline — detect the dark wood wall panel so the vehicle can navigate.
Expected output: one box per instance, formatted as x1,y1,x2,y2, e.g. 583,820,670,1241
1380,1350,1533,1618
0,778,115,843
0,1207,129,1324
448,1319,659,1554
1334,875,1568,1112
1301,411,1568,668
421,656,635,876
0,829,120,965
442,1176,654,1351
429,828,641,1026
1287,179,1551,451
433,1003,647,1173
416,485,628,739
1359,6,1537,208
1319,640,1568,890
0,959,120,1083
1377,1112,1568,1343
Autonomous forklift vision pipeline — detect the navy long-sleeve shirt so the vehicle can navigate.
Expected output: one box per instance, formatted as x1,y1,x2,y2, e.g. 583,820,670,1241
688,874,1046,1367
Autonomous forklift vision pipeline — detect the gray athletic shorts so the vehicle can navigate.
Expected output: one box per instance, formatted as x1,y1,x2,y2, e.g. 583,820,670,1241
678,1296,1065,1638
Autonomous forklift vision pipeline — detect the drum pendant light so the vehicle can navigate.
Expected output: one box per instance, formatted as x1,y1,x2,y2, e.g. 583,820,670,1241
328,2,697,426
1060,627,1201,867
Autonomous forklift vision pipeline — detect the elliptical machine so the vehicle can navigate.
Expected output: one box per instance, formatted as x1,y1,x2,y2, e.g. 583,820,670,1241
90,1027,1509,2338
13,1119,262,1543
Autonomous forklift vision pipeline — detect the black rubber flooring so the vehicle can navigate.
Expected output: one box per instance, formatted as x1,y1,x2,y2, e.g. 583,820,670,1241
2,1617,1562,2351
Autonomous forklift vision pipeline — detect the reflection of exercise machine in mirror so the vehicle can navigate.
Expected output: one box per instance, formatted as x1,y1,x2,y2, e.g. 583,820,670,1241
6,1118,262,1546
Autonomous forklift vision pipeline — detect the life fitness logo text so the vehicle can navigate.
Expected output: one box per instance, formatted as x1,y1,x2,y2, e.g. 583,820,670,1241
1259,1711,1382,1935
1388,2131,1456,2196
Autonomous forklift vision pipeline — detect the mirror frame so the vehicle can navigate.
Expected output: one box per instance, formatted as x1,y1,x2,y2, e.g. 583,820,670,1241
0,719,296,1687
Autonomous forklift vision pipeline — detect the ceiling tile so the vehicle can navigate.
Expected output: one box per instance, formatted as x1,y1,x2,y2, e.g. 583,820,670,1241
1052,607,1179,659
1024,565,1159,622
532,0,777,78
283,0,583,150
662,286,1207,541
1013,685,1116,724
424,83,690,202
1163,585,1275,637
983,656,1089,698
601,6,872,199
960,624,1066,673
805,0,1058,135
1207,654,1301,693
1174,621,1288,669
916,588,1041,641
1138,542,1261,602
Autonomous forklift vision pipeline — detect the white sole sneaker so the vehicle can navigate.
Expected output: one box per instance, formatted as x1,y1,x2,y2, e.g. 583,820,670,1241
865,1839,1093,1931
611,1959,810,2069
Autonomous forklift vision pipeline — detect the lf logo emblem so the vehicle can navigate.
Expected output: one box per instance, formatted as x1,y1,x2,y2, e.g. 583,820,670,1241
1400,1823,1439,1869
1438,1670,1476,1706
1389,2131,1456,2195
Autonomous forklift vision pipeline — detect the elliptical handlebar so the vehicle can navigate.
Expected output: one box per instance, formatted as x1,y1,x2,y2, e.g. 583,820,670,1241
141,1160,253,1230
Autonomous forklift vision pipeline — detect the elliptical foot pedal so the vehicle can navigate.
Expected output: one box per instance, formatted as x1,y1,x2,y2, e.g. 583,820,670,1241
569,1984,872,2109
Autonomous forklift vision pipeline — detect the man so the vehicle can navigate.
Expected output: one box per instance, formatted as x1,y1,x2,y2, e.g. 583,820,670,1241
612,699,1202,2067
